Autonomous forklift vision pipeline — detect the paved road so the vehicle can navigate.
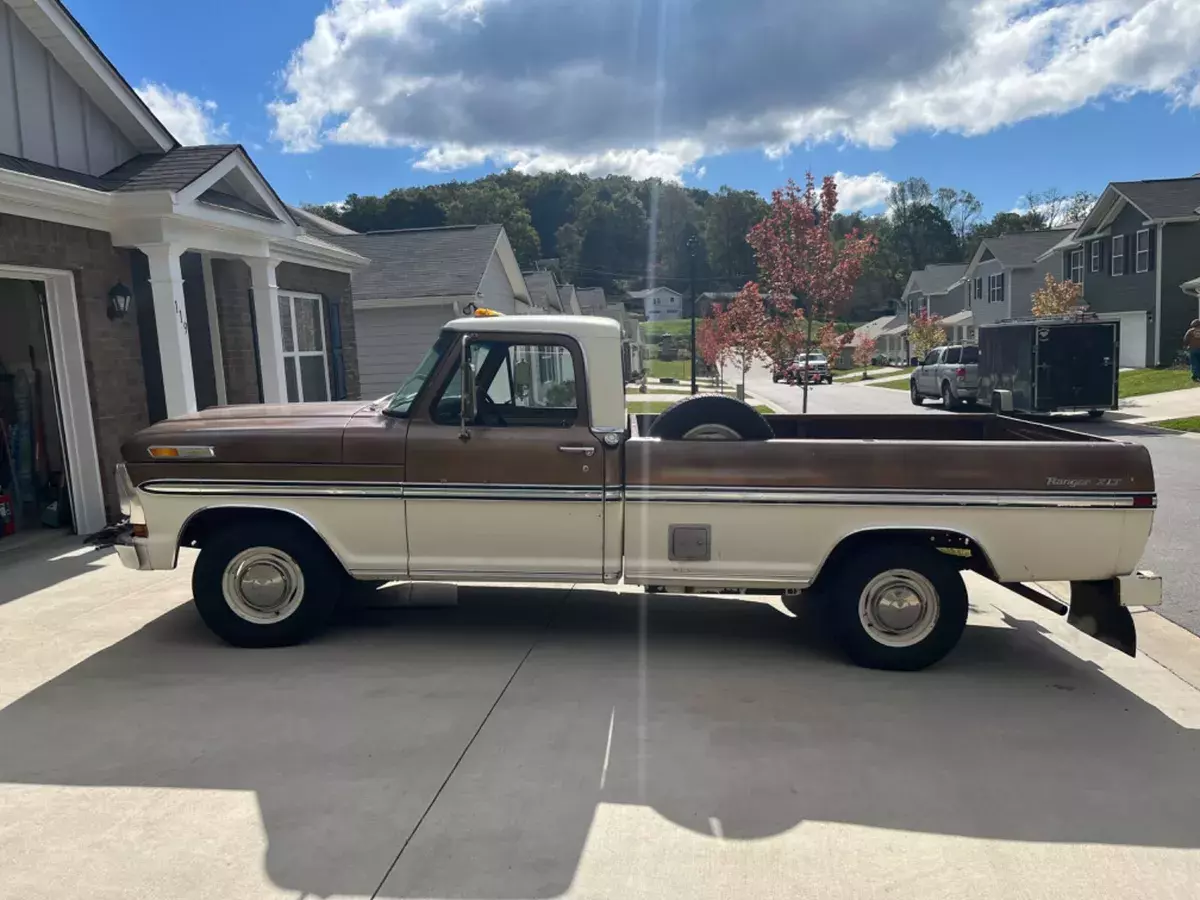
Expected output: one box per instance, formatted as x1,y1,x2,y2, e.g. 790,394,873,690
746,365,1200,636
4,543,1200,900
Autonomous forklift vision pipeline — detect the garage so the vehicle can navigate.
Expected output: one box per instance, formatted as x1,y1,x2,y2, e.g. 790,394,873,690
355,304,457,399
0,278,72,543
1111,311,1149,369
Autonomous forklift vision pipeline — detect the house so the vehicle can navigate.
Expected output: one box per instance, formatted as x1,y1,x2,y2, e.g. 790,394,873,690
1049,177,1200,368
523,269,569,314
961,229,1073,343
578,288,644,379
0,0,366,539
630,286,684,321
576,287,608,316
557,283,582,316
328,224,529,398
845,315,901,367
901,264,969,319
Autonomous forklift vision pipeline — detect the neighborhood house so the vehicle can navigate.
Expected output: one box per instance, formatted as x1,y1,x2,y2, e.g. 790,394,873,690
0,0,365,543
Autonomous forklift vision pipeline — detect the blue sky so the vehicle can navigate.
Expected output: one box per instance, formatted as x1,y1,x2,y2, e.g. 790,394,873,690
70,0,1200,217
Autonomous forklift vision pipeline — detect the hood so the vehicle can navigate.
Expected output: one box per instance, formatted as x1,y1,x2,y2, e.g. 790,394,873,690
122,401,372,466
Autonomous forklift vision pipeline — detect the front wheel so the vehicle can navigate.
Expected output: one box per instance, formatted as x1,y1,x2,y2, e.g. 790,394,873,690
1087,409,1105,419
910,380,923,406
824,544,969,670
192,521,344,647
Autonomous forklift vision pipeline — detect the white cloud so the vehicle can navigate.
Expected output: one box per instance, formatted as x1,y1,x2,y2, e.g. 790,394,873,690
136,82,227,145
834,171,895,212
268,0,1200,178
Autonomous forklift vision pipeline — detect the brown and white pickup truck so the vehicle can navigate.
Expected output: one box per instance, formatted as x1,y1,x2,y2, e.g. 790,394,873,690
114,314,1161,670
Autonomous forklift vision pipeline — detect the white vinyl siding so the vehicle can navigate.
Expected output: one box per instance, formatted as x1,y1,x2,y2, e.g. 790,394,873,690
355,304,455,399
1111,235,1125,276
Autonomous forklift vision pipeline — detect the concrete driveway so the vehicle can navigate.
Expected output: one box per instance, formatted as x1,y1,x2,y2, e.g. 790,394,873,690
3,538,1200,900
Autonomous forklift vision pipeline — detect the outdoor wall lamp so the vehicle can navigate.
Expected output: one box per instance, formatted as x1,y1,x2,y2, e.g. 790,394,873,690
107,283,133,320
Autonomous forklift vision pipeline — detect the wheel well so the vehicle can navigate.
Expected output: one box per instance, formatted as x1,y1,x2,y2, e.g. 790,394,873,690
179,506,333,555
810,529,998,589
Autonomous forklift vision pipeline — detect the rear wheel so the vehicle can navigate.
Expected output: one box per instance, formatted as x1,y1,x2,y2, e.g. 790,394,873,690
910,380,923,406
941,382,956,409
824,543,969,670
192,521,344,647
1087,409,1104,419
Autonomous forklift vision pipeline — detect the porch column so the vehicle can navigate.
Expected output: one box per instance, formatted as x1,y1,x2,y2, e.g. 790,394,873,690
247,256,288,403
199,253,228,405
141,242,197,417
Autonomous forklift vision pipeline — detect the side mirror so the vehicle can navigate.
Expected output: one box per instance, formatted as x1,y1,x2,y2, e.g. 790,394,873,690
459,338,476,440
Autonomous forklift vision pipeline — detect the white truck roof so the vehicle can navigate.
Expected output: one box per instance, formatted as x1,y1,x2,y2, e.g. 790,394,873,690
445,315,622,338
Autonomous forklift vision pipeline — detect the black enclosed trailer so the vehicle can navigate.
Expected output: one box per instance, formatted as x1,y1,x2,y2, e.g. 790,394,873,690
978,317,1119,416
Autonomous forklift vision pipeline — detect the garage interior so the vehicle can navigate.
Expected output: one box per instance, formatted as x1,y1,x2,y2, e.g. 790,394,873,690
0,278,71,546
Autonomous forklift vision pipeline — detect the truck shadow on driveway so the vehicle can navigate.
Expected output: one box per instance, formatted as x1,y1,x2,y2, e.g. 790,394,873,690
2,586,1199,899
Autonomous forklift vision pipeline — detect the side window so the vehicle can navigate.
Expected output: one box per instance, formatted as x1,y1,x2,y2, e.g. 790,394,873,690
432,341,578,426
512,344,577,412
922,350,940,367
944,347,961,364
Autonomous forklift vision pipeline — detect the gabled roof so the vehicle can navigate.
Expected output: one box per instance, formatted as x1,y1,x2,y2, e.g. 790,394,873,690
289,205,357,236
976,229,1074,269
524,270,565,311
850,315,899,345
102,146,238,192
904,263,967,298
576,287,608,314
1111,177,1200,220
328,225,504,301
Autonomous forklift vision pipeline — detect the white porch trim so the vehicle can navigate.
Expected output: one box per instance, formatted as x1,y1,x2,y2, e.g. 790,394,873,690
141,242,196,417
0,263,105,535
247,257,288,403
199,252,227,406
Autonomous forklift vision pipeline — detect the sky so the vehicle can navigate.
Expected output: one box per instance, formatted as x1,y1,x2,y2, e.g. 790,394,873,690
69,0,1200,218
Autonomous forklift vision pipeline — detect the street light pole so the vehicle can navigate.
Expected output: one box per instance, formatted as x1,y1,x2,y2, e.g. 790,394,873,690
688,235,699,395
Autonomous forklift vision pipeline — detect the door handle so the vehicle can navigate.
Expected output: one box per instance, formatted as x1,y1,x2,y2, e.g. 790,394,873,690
558,445,596,457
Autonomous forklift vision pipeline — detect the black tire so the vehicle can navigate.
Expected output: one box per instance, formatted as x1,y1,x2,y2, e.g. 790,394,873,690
823,543,969,671
648,394,775,441
1087,409,1104,419
909,380,923,406
941,382,957,410
192,520,345,648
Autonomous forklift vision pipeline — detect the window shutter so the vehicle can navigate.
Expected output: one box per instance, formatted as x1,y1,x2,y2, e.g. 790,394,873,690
1148,227,1157,271
324,292,347,401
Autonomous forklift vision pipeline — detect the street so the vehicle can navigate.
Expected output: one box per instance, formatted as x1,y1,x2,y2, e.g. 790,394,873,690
2,542,1200,900
745,365,1200,636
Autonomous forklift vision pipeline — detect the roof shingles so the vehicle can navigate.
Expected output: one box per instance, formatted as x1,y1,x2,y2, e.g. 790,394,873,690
1112,178,1200,220
328,225,502,301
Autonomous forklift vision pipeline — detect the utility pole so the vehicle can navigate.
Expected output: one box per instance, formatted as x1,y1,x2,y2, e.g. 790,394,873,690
688,234,699,395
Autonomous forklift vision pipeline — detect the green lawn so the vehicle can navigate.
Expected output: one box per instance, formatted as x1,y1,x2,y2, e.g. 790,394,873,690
645,358,693,380
835,366,913,382
867,377,913,391
1153,416,1200,433
1118,368,1199,399
627,399,774,415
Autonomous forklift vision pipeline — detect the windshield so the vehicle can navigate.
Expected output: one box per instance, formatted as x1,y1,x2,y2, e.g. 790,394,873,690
385,331,452,416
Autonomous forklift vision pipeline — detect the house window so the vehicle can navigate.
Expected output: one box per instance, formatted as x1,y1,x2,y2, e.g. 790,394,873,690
278,292,330,402
987,272,1005,304
1136,229,1150,273
1069,248,1084,284
1112,235,1125,276
1091,241,1101,272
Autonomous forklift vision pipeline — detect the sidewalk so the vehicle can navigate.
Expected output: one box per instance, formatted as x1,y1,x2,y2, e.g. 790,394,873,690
1110,385,1200,424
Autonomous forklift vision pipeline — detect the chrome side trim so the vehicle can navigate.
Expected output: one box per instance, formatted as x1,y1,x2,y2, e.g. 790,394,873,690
143,480,405,499
625,486,1147,509
404,485,605,502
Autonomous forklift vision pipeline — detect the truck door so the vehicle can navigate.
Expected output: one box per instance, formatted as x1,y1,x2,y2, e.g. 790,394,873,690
404,333,606,580
918,348,942,394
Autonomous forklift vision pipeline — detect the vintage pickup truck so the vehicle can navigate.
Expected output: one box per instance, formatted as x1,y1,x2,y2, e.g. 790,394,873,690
114,314,1161,670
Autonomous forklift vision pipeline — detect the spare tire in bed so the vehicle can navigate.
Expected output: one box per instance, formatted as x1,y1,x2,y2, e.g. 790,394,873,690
647,394,775,441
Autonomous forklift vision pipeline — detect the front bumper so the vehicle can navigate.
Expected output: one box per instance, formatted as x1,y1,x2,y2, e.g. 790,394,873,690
112,522,154,571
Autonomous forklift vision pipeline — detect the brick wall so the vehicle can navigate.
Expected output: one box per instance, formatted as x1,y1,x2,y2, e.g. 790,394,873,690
0,213,148,521
277,263,360,400
209,258,260,405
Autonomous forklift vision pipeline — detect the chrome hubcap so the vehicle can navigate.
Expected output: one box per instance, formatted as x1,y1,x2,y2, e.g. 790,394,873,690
682,423,742,440
222,547,305,624
858,569,939,647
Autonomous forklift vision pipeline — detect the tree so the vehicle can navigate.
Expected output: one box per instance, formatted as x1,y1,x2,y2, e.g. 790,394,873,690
907,312,947,361
703,187,769,287
444,182,542,266
718,281,769,389
940,190,983,243
816,320,852,371
853,336,878,376
1031,273,1084,317
748,173,878,411
1022,188,1095,228
763,308,808,380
